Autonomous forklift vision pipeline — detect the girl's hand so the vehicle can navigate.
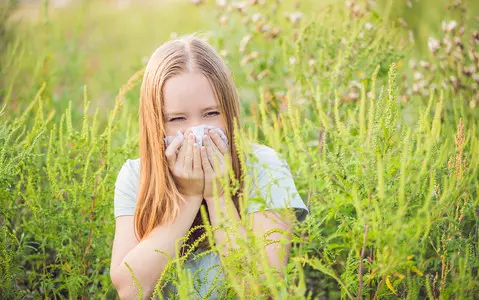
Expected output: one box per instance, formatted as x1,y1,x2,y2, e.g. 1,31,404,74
165,128,204,198
200,129,231,201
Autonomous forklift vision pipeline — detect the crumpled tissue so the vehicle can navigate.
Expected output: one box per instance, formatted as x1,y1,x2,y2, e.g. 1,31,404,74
163,125,228,148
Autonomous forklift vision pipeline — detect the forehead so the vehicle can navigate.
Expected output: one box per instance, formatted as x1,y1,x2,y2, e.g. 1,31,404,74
163,72,218,113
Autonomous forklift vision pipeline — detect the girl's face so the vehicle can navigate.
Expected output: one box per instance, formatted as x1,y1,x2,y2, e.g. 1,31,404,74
163,72,226,137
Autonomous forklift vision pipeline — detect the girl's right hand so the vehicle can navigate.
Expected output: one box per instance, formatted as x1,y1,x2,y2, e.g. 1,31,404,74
165,128,204,198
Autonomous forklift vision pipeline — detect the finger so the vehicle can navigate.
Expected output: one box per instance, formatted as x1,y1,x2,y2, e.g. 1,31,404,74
200,145,213,174
165,135,184,169
183,133,194,173
176,131,189,165
208,130,228,154
208,135,224,166
193,142,201,173
205,136,223,171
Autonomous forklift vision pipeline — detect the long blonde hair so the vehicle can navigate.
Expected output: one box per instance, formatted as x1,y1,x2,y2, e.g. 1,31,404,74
136,34,243,253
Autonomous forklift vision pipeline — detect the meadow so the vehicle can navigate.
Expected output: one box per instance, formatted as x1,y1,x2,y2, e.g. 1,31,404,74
1,0,478,299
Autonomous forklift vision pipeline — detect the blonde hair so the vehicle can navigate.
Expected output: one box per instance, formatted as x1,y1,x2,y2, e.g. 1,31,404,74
136,34,243,252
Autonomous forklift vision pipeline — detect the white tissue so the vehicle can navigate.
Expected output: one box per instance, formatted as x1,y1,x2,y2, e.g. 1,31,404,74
163,125,228,148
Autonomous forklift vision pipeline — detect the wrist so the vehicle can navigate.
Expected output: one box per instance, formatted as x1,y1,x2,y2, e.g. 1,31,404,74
180,194,204,202
204,195,225,205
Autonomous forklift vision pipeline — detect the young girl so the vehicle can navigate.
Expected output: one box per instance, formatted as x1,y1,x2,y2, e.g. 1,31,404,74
109,34,309,299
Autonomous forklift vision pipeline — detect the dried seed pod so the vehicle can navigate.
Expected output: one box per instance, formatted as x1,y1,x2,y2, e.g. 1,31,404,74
239,35,252,53
219,49,228,57
264,27,280,40
472,31,479,45
257,69,269,80
419,60,431,69
240,51,259,66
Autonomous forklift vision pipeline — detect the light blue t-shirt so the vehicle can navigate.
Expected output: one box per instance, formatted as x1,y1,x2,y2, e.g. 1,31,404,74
113,143,309,298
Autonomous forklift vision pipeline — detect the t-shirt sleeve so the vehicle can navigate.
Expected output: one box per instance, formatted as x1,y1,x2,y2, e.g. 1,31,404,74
113,159,139,218
247,146,309,222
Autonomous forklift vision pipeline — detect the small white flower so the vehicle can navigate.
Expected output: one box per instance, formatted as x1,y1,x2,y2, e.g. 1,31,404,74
350,80,361,88
419,60,430,68
232,1,246,12
428,37,440,53
412,83,419,93
260,24,271,32
408,59,417,69
418,80,427,89
414,72,424,80
289,12,303,24
348,90,359,100
447,20,457,32
251,13,262,23
219,15,228,24
443,37,453,53
364,22,373,30
289,56,297,66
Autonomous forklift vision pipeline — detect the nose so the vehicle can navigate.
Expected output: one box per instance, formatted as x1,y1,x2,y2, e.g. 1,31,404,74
185,117,213,131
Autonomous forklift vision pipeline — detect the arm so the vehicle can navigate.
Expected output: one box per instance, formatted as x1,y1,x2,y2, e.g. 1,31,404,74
205,195,294,295
110,195,203,299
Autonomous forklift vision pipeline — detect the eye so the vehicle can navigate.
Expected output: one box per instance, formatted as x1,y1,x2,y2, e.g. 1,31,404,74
205,111,220,117
169,117,185,122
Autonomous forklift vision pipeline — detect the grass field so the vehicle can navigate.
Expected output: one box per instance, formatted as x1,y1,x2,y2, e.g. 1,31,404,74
1,0,478,299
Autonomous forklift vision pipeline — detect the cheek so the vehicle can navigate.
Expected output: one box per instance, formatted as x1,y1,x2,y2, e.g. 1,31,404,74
211,120,227,134
164,124,184,136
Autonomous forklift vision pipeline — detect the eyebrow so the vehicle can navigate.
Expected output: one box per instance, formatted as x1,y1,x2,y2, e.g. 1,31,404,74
164,105,220,117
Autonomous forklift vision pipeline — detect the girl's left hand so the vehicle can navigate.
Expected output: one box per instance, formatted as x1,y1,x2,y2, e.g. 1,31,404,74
200,129,231,201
